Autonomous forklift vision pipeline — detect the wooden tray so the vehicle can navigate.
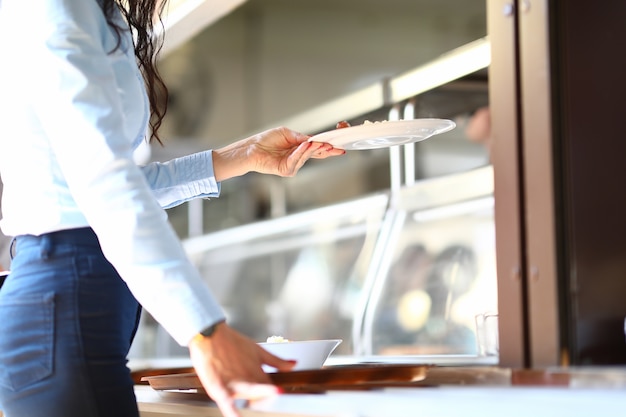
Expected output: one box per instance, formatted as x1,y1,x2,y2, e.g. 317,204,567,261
141,363,430,394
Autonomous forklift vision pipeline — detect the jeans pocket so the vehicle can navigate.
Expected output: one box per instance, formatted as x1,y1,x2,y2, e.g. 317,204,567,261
0,292,55,391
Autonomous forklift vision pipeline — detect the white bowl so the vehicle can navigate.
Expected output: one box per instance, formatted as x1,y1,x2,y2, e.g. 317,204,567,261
258,339,342,372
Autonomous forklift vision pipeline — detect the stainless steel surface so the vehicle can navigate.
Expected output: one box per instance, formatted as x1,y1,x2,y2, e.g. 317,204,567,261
402,100,417,187
135,383,626,417
247,386,626,417
387,105,402,207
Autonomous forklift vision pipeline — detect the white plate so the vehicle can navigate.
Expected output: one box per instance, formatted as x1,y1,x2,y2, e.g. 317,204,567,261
309,119,456,150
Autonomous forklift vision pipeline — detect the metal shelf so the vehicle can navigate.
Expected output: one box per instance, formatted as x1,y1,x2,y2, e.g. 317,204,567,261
248,37,490,136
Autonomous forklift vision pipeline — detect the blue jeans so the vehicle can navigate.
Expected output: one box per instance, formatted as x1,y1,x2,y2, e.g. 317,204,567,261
0,228,142,417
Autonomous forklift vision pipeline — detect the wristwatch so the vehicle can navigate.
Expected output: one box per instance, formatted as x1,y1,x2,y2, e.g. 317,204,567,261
198,319,225,338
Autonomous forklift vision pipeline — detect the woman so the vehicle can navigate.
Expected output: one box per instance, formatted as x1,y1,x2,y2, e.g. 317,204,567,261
0,0,344,416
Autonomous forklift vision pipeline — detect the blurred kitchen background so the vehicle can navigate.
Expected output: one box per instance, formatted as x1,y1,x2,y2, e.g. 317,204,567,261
151,0,488,232
126,0,497,362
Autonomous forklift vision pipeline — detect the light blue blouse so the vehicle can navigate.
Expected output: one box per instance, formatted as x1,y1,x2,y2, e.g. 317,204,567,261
0,0,225,345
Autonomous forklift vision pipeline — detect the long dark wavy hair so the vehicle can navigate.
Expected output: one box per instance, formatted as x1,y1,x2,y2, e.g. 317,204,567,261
101,0,168,145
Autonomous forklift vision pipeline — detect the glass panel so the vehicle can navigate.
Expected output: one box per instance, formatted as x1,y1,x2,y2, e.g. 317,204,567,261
368,196,497,356
137,194,389,358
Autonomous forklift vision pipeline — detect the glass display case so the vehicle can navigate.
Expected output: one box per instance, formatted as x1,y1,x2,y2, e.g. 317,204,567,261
131,166,496,366
131,194,390,358
357,166,496,359
187,194,390,356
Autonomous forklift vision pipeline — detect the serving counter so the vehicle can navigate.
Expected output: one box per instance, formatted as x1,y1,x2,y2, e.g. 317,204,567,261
1,365,624,416
135,366,626,417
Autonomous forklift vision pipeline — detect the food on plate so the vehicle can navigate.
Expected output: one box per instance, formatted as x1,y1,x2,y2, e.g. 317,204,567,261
266,335,290,343
336,120,390,129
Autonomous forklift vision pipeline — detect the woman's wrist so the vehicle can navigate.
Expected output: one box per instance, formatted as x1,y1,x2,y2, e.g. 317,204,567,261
189,320,226,346
212,138,256,182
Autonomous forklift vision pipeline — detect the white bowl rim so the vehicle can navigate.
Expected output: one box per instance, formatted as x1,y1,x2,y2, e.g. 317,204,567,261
258,338,342,346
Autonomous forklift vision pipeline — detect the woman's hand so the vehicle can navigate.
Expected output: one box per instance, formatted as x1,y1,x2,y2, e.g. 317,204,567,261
212,126,345,182
188,322,296,417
